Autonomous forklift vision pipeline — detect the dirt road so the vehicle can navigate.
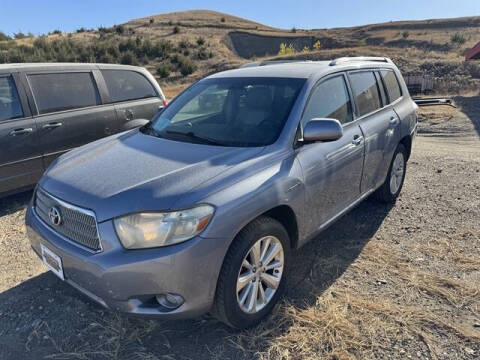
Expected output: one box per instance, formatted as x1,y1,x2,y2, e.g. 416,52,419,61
1,97,479,359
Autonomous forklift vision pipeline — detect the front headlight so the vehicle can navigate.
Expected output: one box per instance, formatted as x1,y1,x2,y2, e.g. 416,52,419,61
114,205,215,249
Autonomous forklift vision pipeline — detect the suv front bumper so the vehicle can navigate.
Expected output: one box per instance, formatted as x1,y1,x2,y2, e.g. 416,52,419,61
26,204,230,319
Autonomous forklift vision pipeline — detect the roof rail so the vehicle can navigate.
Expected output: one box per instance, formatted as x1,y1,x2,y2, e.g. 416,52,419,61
240,60,313,68
329,56,392,66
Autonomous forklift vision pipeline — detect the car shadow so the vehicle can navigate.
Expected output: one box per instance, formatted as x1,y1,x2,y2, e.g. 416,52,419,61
0,197,392,360
0,190,33,217
454,95,480,138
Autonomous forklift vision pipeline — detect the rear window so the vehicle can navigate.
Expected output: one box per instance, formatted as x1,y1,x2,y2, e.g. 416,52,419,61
28,72,101,114
101,70,157,103
349,71,382,117
380,69,402,103
0,76,23,121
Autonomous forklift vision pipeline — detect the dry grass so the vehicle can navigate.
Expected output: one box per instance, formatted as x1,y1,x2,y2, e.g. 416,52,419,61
233,236,480,360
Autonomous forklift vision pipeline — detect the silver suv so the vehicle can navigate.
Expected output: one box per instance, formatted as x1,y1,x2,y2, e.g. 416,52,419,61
26,57,417,328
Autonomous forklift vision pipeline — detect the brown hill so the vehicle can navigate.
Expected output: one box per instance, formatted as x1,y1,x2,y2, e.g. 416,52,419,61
1,10,479,96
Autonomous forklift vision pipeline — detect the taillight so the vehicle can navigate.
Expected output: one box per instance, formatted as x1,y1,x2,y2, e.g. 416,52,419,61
163,99,168,107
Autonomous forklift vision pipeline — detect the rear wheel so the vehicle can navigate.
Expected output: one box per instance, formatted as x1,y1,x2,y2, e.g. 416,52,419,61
213,216,290,329
374,144,407,203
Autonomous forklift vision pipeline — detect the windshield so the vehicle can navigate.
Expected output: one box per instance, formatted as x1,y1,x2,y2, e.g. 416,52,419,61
144,77,306,147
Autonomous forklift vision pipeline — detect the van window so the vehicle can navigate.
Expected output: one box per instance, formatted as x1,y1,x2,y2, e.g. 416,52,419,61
0,76,23,121
349,71,381,116
28,72,101,114
101,70,157,103
302,75,353,124
380,69,402,103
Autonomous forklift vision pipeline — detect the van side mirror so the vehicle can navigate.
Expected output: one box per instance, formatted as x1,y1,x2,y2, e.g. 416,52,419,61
302,118,343,143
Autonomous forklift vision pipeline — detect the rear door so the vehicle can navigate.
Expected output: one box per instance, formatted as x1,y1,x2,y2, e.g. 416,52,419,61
0,72,43,194
100,69,162,127
25,70,117,167
347,69,401,193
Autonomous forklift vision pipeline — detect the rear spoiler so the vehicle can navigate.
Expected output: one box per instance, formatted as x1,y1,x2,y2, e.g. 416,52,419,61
413,97,456,108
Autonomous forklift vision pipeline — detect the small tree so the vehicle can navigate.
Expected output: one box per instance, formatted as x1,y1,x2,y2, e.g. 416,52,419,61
220,17,226,23
196,37,205,46
313,40,321,50
291,27,297,33
149,18,154,25
402,31,409,39
173,25,180,34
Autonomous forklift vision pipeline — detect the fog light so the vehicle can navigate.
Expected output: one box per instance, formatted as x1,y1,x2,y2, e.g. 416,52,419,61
156,293,184,309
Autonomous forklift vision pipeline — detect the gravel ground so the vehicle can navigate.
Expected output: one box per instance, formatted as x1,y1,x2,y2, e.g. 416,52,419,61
0,96,479,360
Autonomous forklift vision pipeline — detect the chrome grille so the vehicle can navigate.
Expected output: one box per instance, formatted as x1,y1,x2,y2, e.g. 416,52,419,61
34,189,101,252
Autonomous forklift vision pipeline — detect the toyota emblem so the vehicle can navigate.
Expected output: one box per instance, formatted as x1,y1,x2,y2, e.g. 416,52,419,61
48,206,62,226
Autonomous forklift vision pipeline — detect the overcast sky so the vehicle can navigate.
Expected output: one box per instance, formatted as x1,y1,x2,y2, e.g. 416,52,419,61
1,0,479,36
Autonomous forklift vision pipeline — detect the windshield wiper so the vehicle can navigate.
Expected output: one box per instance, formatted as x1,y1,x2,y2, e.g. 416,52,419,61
165,130,226,146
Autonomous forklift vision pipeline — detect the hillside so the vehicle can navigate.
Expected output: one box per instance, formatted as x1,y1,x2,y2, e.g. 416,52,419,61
1,10,480,96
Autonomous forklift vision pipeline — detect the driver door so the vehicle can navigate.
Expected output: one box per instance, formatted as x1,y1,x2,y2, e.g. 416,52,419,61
296,74,365,238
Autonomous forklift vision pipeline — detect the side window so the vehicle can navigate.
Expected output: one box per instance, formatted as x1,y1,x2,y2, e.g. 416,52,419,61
28,72,100,114
302,75,353,124
349,71,382,116
0,76,24,121
101,70,157,103
380,69,402,103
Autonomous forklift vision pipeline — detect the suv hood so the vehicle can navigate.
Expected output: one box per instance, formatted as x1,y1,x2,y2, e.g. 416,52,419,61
39,130,264,222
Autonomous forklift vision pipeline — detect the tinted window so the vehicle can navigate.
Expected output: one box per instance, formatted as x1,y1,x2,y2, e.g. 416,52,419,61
350,71,381,116
29,72,100,114
0,76,23,121
380,69,402,103
303,75,353,124
145,77,305,147
102,70,157,103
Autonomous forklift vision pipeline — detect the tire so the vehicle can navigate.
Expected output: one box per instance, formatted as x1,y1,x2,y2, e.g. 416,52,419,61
212,216,290,329
374,143,407,203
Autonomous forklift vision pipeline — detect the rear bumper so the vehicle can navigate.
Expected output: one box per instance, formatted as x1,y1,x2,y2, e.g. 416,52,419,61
26,204,230,319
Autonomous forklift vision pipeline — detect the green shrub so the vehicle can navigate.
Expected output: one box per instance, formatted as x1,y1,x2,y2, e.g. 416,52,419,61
174,55,197,76
76,28,86,34
120,50,138,65
115,25,125,35
51,30,62,35
178,39,190,49
156,63,172,78
0,31,11,41
220,17,226,23
196,47,208,60
173,26,180,34
149,18,154,25
451,32,467,45
196,37,205,46
291,27,297,33
402,31,409,39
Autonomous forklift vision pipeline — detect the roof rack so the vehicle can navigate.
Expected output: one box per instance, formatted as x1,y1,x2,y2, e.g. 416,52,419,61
329,57,392,66
240,60,315,68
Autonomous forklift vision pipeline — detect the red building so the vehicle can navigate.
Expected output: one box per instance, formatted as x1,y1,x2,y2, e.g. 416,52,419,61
465,41,480,60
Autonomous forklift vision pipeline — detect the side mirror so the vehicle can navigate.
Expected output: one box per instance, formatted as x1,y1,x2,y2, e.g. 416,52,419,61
302,118,343,143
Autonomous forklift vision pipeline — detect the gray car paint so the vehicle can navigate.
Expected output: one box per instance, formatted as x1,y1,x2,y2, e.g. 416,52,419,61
26,59,417,318
0,63,165,197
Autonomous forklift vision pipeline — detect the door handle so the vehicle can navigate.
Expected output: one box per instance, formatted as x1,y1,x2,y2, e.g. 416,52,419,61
352,135,363,146
390,116,399,126
42,122,63,129
9,128,33,136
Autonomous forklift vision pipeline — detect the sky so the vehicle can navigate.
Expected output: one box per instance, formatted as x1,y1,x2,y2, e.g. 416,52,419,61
1,0,479,36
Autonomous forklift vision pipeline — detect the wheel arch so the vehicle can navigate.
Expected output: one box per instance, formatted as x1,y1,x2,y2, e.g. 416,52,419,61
400,135,412,161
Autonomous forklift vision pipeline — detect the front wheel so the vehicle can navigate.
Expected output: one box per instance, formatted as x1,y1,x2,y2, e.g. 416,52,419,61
374,144,407,203
212,216,290,329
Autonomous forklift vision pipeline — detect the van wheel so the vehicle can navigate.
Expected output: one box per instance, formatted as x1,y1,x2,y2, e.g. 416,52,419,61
374,144,407,203
212,216,290,329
